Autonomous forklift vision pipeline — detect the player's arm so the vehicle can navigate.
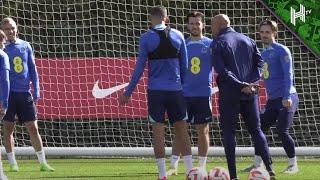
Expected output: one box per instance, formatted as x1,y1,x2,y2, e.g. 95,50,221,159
279,47,294,100
0,70,9,109
119,36,148,105
249,39,264,83
210,40,219,95
211,41,248,90
27,43,40,101
179,33,188,84
123,36,148,97
0,55,10,109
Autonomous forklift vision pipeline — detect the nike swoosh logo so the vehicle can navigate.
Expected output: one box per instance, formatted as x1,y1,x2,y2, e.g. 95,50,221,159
92,80,129,99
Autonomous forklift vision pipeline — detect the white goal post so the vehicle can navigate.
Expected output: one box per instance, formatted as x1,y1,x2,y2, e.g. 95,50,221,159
2,147,320,156
0,0,319,156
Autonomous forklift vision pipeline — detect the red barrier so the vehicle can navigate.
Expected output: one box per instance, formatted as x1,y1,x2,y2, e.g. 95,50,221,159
36,58,266,120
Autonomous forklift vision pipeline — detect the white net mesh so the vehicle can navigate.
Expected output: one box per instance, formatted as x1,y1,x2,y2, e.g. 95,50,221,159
0,0,319,152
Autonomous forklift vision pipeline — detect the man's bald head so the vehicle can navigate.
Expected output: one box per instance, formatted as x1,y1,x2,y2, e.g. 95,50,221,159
1,17,18,41
1,17,17,28
211,14,230,37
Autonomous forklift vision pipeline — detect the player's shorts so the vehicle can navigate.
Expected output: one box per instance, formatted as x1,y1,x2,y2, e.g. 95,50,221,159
147,90,187,124
264,93,299,113
260,93,299,131
185,97,213,124
3,91,37,123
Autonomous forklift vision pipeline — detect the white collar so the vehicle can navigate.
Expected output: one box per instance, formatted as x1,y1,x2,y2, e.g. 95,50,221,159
6,38,22,45
153,24,166,30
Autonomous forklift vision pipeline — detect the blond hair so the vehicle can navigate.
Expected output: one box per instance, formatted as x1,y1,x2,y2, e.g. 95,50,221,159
1,17,17,29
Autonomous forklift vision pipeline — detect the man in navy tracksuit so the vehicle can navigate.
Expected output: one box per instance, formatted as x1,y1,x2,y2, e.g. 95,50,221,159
211,14,275,180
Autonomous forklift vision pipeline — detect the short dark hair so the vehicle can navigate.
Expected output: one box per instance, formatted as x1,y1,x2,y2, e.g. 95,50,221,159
260,19,278,32
150,6,167,19
187,11,204,23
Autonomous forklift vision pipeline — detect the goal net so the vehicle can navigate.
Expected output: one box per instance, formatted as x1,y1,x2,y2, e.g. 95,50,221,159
0,0,319,156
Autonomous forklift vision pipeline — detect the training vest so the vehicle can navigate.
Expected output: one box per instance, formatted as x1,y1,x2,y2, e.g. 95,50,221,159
148,26,180,60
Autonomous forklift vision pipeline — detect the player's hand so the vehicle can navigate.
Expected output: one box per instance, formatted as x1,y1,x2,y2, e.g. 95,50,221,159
118,94,130,105
241,84,256,95
282,99,292,108
241,84,259,95
241,86,252,95
249,84,260,94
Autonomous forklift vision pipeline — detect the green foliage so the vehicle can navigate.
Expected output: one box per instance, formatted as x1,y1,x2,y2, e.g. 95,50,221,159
262,0,320,57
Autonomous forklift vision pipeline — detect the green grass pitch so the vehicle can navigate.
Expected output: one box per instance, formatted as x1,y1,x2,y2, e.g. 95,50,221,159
4,157,320,179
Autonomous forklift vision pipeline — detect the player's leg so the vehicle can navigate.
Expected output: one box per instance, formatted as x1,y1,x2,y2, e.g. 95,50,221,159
2,92,19,172
25,121,42,151
166,91,192,177
172,120,192,177
241,99,278,172
0,153,7,180
148,90,167,180
167,96,195,176
2,122,17,172
0,139,7,179
0,113,8,179
18,92,54,172
277,93,299,174
219,98,239,180
167,128,180,176
24,121,53,171
193,97,212,169
240,96,275,178
152,122,167,180
196,123,209,169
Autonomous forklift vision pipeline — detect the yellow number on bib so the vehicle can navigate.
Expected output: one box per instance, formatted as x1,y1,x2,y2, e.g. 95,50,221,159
190,57,200,74
263,62,269,79
13,57,24,73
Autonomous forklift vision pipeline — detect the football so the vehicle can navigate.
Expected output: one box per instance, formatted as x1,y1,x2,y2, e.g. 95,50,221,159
248,167,270,180
208,167,230,180
187,167,209,180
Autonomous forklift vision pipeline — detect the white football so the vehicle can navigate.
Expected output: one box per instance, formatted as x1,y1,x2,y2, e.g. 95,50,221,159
248,167,270,180
187,167,209,180
208,167,230,180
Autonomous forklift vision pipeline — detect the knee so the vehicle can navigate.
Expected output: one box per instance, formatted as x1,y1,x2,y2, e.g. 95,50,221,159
248,128,262,135
174,121,188,134
3,131,13,138
3,128,13,135
27,125,39,135
3,125,14,136
202,129,209,138
277,130,290,139
197,125,209,137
